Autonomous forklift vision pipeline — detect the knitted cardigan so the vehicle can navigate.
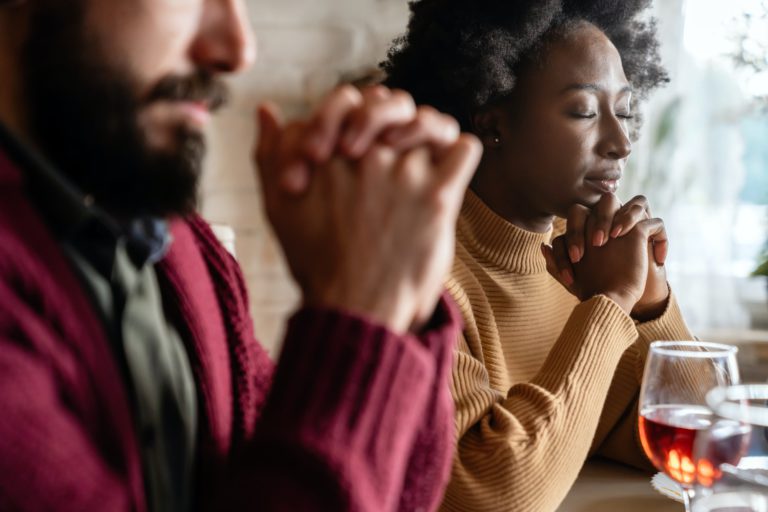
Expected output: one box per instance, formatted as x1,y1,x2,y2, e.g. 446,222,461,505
0,149,460,512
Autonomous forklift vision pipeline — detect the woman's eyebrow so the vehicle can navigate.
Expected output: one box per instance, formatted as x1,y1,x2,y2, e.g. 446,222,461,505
559,83,633,94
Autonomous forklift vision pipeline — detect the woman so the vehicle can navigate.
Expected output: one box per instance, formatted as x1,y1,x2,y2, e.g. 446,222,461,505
383,1,693,511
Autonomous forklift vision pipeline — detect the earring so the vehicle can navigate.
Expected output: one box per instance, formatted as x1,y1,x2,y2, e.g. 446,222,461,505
492,135,501,145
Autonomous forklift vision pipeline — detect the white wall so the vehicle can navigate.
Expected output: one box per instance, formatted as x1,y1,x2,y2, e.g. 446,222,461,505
201,0,768,355
200,0,410,356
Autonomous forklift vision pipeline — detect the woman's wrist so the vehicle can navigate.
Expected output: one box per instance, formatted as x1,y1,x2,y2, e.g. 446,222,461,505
601,291,637,316
630,293,669,322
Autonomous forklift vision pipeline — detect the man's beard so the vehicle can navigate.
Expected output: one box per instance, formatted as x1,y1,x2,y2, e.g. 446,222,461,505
21,2,228,219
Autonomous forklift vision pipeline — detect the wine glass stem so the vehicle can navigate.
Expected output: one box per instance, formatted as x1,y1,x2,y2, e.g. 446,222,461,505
682,487,695,512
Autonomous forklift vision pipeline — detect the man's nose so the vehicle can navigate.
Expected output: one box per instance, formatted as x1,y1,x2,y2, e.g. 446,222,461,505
190,0,256,74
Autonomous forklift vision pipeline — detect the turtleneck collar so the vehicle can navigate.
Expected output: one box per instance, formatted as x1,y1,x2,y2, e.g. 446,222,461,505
457,189,553,274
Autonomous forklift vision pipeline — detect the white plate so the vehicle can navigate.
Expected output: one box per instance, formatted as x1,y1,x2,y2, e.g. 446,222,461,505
651,472,684,503
651,457,768,503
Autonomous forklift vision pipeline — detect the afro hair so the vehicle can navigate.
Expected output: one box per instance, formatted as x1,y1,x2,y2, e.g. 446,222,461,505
382,0,669,130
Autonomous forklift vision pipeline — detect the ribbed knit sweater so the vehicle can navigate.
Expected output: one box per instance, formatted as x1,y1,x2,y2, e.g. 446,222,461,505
441,190,693,512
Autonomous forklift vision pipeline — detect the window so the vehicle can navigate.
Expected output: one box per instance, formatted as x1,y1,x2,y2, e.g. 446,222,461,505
627,0,768,331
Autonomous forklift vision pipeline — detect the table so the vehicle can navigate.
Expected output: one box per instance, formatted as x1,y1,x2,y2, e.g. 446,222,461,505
557,459,682,512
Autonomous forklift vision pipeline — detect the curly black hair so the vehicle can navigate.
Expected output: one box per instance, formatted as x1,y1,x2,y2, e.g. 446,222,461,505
382,0,669,131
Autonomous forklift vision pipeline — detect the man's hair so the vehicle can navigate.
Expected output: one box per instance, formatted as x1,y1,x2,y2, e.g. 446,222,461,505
382,0,668,130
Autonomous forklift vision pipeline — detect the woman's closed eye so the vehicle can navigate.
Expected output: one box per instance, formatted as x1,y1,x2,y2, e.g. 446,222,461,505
569,111,634,120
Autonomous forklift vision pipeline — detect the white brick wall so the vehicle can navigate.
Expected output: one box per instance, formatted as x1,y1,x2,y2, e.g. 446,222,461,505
200,0,410,356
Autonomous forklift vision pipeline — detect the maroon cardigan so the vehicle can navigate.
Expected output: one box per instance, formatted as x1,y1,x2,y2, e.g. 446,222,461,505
0,150,459,511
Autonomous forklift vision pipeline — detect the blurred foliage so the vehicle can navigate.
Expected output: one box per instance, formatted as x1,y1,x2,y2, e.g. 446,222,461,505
653,98,681,148
753,247,768,277
729,1,768,276
731,0,768,113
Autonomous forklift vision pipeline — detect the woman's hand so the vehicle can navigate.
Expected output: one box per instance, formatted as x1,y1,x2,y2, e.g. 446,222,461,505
543,193,669,319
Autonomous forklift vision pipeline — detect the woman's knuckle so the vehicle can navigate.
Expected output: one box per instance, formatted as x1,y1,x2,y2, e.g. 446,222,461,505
630,224,649,239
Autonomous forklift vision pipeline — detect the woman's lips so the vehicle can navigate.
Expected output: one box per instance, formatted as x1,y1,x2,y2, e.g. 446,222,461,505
585,177,620,194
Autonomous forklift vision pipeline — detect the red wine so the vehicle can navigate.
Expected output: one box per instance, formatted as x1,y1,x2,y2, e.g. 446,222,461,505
694,418,752,487
640,405,750,487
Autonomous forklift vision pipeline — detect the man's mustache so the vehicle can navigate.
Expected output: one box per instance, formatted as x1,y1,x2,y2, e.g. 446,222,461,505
145,71,229,111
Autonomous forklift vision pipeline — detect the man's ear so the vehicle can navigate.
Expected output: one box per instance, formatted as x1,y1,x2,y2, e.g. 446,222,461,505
470,107,503,149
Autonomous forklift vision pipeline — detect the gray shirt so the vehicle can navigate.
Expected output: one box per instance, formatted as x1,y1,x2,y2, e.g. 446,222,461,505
65,234,197,512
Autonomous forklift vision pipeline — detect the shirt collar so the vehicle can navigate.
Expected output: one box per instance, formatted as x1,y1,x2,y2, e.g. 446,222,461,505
0,121,171,270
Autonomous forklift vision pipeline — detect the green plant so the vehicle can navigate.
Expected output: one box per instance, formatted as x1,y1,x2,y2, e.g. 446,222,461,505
754,247,768,277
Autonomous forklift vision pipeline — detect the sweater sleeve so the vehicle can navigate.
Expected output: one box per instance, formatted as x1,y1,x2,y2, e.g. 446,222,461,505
591,291,694,468
444,295,637,512
635,290,694,355
225,295,460,512
396,295,459,512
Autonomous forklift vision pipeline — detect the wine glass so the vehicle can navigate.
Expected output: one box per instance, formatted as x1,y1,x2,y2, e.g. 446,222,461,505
638,341,741,511
691,384,768,512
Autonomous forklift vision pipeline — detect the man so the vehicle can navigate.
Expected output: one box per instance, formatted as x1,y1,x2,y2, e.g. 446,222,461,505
0,0,482,511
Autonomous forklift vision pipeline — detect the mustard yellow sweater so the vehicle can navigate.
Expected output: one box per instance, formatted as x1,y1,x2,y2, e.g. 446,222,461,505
442,191,693,512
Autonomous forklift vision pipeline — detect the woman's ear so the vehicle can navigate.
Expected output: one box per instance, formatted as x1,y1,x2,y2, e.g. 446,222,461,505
470,107,503,149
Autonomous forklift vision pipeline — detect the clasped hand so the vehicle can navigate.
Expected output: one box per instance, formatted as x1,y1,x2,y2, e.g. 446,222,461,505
254,85,483,334
542,193,670,320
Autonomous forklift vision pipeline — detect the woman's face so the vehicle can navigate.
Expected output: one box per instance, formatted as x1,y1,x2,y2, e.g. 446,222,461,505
482,23,633,223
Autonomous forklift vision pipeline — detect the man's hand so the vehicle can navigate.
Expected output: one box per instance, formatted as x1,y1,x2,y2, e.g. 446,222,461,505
543,193,669,318
262,85,461,196
255,86,482,334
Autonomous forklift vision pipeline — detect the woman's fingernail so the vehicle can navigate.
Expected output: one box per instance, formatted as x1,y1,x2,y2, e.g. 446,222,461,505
561,269,574,286
611,225,623,238
593,230,605,247
569,245,581,263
